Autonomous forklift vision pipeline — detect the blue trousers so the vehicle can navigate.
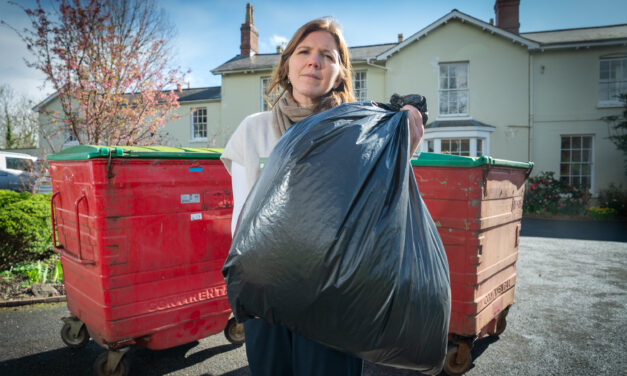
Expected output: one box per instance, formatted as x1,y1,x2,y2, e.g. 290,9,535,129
244,318,363,376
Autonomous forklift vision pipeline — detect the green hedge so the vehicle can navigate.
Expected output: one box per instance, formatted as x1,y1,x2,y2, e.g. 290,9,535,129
0,190,53,270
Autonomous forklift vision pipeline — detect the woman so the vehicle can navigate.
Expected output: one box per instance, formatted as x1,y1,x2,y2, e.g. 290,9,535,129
221,18,424,376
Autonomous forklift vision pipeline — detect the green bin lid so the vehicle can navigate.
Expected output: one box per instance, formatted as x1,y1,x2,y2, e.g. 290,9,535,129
411,152,534,170
47,145,223,161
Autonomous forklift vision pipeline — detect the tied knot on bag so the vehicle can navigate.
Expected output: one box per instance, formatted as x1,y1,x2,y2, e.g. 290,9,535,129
388,93,429,125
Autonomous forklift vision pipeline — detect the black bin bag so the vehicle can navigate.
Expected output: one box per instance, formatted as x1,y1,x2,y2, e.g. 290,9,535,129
223,97,451,374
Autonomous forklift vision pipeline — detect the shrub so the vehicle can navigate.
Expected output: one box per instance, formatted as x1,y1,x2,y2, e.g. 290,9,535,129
524,171,590,216
597,183,627,218
0,190,32,207
0,190,53,270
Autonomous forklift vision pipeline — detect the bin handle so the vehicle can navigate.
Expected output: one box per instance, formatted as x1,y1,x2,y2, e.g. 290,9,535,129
50,192,61,248
70,193,96,265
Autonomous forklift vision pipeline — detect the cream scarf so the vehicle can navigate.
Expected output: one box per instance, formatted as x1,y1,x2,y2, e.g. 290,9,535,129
271,92,316,138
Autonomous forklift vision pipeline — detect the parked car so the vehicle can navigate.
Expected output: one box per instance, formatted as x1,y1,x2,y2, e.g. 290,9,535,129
0,151,51,193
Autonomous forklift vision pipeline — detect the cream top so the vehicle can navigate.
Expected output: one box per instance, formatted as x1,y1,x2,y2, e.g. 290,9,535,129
221,111,279,235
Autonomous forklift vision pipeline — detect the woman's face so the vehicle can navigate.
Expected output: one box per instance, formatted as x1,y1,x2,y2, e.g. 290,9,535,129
287,30,342,105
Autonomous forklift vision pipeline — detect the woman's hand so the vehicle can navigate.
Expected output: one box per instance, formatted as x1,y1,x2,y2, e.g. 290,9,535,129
401,104,424,156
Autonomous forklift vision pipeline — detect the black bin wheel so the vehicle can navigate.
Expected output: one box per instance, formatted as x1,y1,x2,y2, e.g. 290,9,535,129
443,345,472,376
488,306,510,337
60,322,89,349
224,317,245,345
93,351,130,376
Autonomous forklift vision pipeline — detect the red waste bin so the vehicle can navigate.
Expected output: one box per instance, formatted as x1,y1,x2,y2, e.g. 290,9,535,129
412,152,533,376
48,145,241,375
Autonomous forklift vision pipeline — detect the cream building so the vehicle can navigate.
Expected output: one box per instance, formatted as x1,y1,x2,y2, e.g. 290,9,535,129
35,1,627,193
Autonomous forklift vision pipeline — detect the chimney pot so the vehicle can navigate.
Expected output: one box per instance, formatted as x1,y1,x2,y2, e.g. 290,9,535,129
494,0,520,34
240,3,259,56
398,33,403,43
276,45,283,53
490,18,494,25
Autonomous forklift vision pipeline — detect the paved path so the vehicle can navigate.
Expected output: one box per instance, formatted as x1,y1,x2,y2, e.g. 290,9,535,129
1,235,626,375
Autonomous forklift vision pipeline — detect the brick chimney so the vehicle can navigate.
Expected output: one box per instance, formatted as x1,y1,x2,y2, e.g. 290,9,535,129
494,0,520,34
240,3,258,56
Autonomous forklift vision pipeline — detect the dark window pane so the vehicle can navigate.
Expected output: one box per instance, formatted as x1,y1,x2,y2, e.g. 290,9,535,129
572,136,581,148
572,164,581,175
560,163,570,175
561,137,570,149
582,149,591,162
561,150,570,163
583,136,592,148
439,92,448,114
572,150,581,162
441,140,450,154
451,140,459,153
582,164,591,175
581,176,590,188
600,60,609,80
461,139,469,152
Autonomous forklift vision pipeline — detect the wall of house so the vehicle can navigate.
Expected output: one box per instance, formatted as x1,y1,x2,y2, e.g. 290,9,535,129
159,100,222,147
37,98,70,156
384,20,531,163
531,45,627,192
352,63,387,102
220,71,273,146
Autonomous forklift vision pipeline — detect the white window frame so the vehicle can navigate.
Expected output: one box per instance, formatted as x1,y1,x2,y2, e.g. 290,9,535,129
598,56,627,108
559,134,594,192
261,76,279,112
420,126,491,157
190,107,208,142
438,62,469,118
352,70,367,101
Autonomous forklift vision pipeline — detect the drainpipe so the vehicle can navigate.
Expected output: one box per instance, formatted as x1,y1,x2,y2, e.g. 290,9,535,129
528,54,534,163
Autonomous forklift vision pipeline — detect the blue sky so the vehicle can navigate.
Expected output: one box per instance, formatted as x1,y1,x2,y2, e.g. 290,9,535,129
1,0,626,102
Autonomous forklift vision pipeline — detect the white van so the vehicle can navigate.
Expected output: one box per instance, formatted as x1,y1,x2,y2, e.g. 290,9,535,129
0,151,51,193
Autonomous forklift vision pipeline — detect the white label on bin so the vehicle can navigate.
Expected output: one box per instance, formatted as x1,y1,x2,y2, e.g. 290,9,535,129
190,213,202,221
181,194,200,204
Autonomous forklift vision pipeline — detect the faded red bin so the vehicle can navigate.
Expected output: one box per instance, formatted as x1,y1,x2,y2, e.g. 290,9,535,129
47,145,240,375
412,153,533,376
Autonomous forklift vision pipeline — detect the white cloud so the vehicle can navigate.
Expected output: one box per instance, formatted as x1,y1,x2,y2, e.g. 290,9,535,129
269,34,288,48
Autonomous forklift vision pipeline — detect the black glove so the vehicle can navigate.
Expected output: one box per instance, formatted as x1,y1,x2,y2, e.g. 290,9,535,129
383,93,429,125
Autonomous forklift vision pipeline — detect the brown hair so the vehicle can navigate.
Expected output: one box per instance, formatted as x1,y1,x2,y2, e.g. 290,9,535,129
265,18,354,111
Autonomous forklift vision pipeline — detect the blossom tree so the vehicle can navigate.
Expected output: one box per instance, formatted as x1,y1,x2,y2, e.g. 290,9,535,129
5,0,187,149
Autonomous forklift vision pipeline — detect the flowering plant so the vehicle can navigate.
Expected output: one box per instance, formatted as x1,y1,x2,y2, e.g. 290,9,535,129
524,171,590,215
588,206,617,220
597,183,627,218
